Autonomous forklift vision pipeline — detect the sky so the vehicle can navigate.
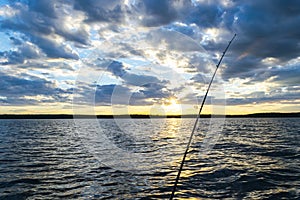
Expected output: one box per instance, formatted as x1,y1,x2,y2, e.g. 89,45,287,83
0,0,299,115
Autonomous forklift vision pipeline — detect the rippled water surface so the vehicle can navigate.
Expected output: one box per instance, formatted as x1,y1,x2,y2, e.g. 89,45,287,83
0,118,299,199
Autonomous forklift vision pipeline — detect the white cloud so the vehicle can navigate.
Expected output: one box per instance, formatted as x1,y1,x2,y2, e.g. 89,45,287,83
0,5,19,17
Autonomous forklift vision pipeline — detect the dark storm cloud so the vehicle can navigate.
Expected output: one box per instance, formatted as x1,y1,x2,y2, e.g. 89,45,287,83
221,56,264,80
32,36,79,60
9,36,22,45
27,0,91,46
0,0,88,60
94,83,171,106
75,60,172,105
133,0,192,27
75,82,171,106
226,91,300,106
73,0,125,23
272,65,300,86
94,84,120,105
72,0,191,26
186,3,223,28
0,73,48,97
0,72,71,105
107,61,126,77
2,0,299,65
220,0,300,81
123,73,168,87
224,63,300,106
148,0,300,87
28,0,60,19
106,60,169,88
0,42,42,65
137,0,178,26
139,82,170,98
249,64,300,86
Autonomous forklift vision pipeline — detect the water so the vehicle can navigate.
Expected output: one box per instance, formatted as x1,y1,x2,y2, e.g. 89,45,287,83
0,118,299,199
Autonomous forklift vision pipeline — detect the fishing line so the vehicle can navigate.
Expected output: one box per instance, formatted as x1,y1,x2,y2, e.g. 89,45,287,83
169,34,236,199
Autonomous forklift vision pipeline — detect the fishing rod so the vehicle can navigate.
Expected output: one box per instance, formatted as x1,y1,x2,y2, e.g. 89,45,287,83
169,34,236,200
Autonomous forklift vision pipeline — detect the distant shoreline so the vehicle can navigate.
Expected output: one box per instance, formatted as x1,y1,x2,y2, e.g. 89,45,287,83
0,113,299,119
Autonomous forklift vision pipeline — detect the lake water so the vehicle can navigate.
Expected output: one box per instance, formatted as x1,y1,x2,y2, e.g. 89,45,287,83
0,118,299,199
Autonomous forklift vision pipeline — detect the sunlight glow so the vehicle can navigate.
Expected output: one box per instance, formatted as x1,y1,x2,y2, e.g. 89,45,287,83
163,98,182,115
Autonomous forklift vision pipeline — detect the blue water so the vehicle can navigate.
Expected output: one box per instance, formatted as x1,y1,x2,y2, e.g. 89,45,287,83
0,118,299,199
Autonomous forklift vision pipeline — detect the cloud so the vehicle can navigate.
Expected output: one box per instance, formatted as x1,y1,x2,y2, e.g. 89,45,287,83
157,0,300,89
0,1,87,60
134,0,191,27
226,92,300,106
107,61,126,77
145,28,203,52
221,56,263,80
186,2,224,28
100,61,172,104
0,0,299,112
73,0,126,23
0,72,71,105
95,84,121,105
28,0,57,18
105,60,170,87
78,82,171,106
251,63,300,86
0,41,43,64
32,36,79,60
219,0,300,81
9,36,22,45
73,58,175,106
164,22,203,41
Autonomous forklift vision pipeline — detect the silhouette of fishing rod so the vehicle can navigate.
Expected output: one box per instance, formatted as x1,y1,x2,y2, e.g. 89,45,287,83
169,34,236,200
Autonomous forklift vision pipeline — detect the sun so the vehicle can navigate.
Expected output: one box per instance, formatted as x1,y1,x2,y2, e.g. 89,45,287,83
163,98,182,115
170,98,178,105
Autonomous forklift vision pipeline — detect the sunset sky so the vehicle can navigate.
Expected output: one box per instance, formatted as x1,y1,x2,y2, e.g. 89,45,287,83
0,0,299,115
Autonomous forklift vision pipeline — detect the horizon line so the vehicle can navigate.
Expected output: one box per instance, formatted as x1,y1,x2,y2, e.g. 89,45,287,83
0,112,299,119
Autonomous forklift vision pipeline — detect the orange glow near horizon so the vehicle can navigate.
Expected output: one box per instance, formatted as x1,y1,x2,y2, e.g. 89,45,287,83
0,100,299,115
162,98,182,115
